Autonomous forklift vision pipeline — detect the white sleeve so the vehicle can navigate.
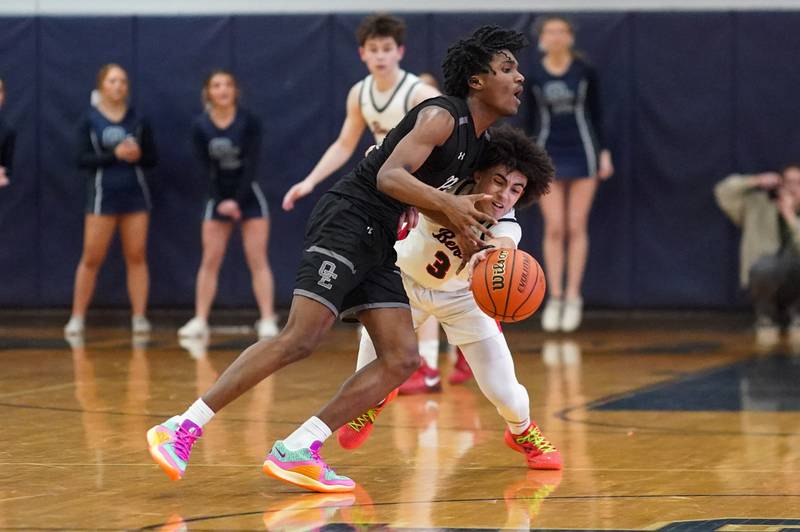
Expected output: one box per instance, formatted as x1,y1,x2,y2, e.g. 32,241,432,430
491,219,522,247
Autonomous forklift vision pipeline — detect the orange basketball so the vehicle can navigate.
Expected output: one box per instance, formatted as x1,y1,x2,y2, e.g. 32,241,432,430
471,248,546,323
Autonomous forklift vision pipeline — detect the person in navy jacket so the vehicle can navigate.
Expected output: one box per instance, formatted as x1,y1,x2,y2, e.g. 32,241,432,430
65,64,157,337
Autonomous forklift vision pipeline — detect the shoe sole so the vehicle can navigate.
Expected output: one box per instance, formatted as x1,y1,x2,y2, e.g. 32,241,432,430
146,427,182,481
262,460,355,493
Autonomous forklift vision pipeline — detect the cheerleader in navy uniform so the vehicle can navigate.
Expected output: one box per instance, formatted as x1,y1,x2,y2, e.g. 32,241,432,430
178,70,277,339
65,64,158,336
526,16,614,332
0,77,14,188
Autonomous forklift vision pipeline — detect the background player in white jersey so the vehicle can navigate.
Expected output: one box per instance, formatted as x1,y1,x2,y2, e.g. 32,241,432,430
281,14,439,210
337,124,562,470
282,13,456,393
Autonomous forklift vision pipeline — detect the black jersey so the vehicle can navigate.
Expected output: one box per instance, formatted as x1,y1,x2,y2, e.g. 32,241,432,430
330,95,487,229
191,108,262,203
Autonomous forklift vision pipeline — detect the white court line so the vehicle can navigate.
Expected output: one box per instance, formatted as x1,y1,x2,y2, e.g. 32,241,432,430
0,382,75,400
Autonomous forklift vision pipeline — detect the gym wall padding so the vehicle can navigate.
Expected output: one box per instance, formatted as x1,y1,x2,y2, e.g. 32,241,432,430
1,12,798,309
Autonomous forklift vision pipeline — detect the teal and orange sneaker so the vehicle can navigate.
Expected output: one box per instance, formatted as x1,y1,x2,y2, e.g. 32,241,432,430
504,423,562,470
262,440,355,493
146,416,202,481
336,388,398,450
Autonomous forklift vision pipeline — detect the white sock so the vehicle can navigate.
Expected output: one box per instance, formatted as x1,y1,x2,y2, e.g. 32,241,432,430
180,398,215,428
283,416,332,451
506,417,531,435
419,339,439,369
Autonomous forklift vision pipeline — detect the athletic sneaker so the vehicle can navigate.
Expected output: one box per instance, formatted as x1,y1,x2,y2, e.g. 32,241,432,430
560,298,583,332
64,316,85,336
262,440,355,493
256,318,279,339
146,416,202,481
399,360,441,395
132,315,152,335
337,388,399,450
178,317,209,338
504,423,562,470
541,298,563,332
448,347,473,385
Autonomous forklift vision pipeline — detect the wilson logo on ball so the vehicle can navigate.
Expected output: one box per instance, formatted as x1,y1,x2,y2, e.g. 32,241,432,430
492,250,509,290
471,248,546,323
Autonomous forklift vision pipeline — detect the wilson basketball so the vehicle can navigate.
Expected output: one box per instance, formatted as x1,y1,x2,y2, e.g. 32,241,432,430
471,248,546,323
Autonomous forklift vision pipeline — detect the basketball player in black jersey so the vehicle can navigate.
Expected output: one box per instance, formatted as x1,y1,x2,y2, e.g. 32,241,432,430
147,25,527,493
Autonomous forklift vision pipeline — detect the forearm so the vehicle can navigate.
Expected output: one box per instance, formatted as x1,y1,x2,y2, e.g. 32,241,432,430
305,142,356,186
377,168,449,212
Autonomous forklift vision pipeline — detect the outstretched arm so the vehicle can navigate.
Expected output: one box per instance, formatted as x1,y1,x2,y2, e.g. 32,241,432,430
282,83,367,210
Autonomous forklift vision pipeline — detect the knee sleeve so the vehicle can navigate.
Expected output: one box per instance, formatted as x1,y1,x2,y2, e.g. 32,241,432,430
459,335,530,423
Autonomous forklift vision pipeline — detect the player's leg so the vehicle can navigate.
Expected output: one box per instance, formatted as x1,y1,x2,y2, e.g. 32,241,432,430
179,219,233,337
263,306,418,492
338,301,430,450
458,334,562,470
241,217,278,338
562,176,599,332
538,180,567,331
433,290,561,470
149,295,337,481
65,214,118,335
118,211,150,333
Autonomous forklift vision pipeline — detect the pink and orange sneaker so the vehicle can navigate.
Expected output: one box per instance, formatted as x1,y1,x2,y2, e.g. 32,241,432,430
146,416,202,481
399,360,441,395
263,440,355,493
337,388,398,450
504,423,562,470
448,347,474,385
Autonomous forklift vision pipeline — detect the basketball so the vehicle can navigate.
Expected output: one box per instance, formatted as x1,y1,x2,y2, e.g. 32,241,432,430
471,248,546,323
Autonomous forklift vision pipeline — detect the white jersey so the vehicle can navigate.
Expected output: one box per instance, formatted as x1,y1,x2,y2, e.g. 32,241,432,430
395,183,522,292
359,71,422,144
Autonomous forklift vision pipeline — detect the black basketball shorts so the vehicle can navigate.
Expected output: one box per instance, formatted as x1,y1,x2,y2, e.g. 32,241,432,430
294,193,409,321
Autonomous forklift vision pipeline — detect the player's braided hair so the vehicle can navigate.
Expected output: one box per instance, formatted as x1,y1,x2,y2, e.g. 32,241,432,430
476,124,553,208
442,25,527,98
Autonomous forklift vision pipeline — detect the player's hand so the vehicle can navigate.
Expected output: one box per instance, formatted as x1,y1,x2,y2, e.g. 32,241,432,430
396,206,419,240
466,246,494,282
114,138,140,162
440,192,496,249
0,166,8,188
597,150,614,180
217,199,241,220
282,180,314,211
753,172,781,190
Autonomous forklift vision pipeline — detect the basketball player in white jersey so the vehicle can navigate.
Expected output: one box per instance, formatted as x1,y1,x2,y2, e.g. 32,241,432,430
337,124,563,471
282,14,454,394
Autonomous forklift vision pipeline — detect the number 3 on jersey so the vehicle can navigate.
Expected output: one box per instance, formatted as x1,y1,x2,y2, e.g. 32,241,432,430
426,251,451,279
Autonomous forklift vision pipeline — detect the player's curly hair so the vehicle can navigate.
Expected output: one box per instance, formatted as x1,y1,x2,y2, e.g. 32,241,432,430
476,124,553,208
442,25,527,98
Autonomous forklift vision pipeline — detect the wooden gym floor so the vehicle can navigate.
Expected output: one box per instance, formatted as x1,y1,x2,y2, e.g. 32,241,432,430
0,311,799,531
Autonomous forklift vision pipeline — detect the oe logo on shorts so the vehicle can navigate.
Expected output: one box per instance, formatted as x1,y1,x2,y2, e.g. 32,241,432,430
318,261,338,290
